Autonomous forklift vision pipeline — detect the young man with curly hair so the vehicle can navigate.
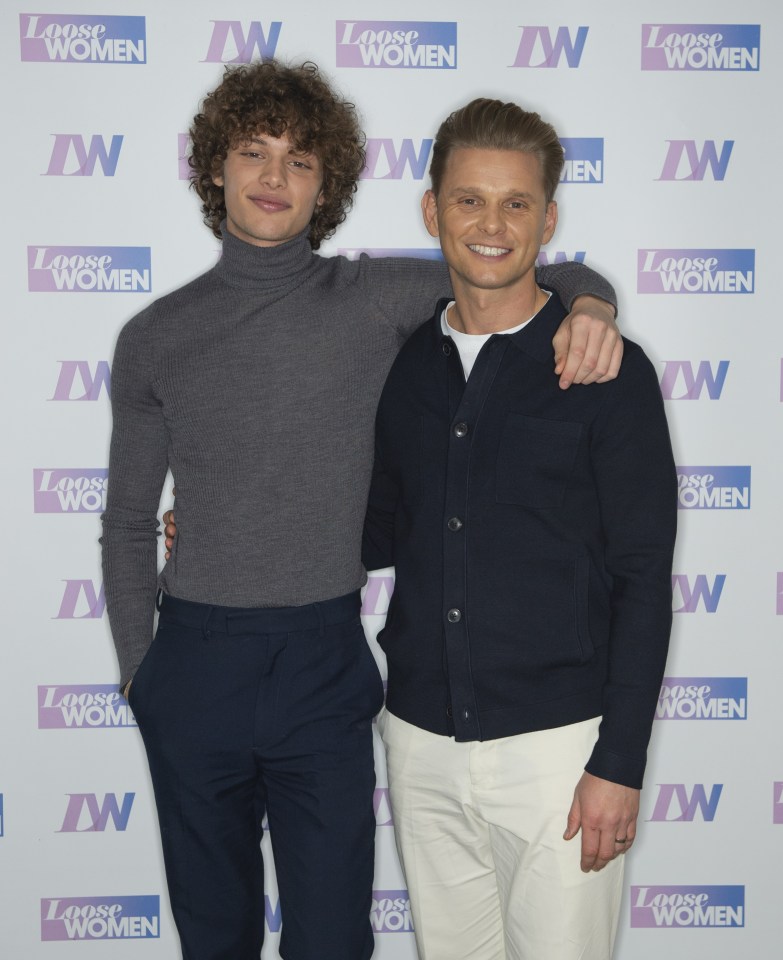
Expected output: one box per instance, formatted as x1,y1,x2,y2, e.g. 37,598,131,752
101,61,622,960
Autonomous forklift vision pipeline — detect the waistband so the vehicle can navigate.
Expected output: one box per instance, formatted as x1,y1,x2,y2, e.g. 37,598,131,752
158,590,361,636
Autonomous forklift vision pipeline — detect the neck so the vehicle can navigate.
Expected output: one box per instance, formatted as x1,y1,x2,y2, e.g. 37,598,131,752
448,277,547,335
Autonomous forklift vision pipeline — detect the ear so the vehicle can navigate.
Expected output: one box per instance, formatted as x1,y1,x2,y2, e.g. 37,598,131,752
212,166,224,188
421,190,440,239
542,201,558,245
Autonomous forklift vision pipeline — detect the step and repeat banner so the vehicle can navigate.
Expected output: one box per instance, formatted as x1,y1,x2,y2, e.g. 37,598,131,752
2,1,780,957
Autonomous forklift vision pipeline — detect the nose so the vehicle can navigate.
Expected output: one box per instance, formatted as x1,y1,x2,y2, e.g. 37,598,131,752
477,202,504,235
259,154,286,188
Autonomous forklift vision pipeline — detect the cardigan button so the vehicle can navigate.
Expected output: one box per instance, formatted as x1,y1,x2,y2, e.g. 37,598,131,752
447,516,463,532
446,704,453,718
453,421,469,438
442,342,452,356
447,608,462,623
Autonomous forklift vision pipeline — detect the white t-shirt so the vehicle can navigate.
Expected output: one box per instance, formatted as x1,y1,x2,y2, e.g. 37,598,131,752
440,296,549,379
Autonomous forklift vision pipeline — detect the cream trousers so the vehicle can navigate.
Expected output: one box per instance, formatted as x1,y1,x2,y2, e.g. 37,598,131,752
379,710,623,960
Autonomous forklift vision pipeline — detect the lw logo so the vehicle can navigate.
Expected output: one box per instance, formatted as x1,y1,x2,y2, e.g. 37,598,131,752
265,896,282,934
362,575,395,616
659,361,729,400
203,20,281,62
511,26,588,67
672,574,725,613
54,580,105,620
649,784,723,822
59,793,135,832
537,251,586,266
774,783,783,824
50,362,111,401
658,140,733,181
362,139,432,180
44,135,123,177
374,788,394,826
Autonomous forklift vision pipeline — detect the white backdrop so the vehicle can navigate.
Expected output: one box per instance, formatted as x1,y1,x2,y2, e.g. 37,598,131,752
2,1,781,956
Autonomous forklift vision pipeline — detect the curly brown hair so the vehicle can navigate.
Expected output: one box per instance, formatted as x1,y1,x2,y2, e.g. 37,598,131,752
189,60,366,249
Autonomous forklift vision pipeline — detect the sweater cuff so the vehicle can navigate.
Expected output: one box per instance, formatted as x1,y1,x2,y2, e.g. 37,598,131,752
585,744,646,790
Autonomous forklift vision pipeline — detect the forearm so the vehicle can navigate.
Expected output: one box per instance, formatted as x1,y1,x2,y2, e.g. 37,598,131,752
585,349,677,787
537,260,617,313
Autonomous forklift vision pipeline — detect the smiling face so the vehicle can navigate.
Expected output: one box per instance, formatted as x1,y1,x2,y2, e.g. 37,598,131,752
212,133,325,247
422,147,557,305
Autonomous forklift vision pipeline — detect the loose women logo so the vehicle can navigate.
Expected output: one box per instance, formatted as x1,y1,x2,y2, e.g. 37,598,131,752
337,21,456,68
362,575,395,616
41,897,159,940
642,25,759,71
638,249,753,294
203,20,281,62
537,251,586,266
38,685,136,728
45,134,123,177
19,14,146,63
51,361,111,401
374,788,394,826
631,886,744,928
658,141,734,181
511,26,588,68
774,783,783,824
59,793,135,832
672,574,725,613
371,892,414,933
54,580,105,620
656,679,747,721
28,247,151,293
34,469,107,513
559,139,603,183
677,467,750,509
362,139,433,180
648,784,723,822
659,361,728,400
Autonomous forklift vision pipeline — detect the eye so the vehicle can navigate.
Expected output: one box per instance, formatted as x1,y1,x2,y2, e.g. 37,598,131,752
507,200,527,210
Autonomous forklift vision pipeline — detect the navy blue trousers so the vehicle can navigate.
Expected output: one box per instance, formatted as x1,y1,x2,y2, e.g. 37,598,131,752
129,591,384,960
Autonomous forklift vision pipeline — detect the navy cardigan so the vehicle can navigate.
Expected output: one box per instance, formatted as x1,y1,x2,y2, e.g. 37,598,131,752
363,294,677,789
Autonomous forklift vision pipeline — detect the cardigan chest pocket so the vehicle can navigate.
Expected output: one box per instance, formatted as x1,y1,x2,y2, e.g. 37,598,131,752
496,414,583,509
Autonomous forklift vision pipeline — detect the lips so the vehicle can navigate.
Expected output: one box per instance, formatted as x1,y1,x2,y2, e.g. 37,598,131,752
468,244,511,257
249,195,291,212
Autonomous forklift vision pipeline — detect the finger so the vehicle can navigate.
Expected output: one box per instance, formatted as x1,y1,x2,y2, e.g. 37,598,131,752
580,827,601,873
552,326,571,376
590,830,620,872
162,510,172,525
563,801,581,841
566,328,610,386
594,337,624,384
577,331,618,385
558,338,588,389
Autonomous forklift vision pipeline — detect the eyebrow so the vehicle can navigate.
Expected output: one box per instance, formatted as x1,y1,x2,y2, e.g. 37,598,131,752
446,186,538,201
246,136,314,157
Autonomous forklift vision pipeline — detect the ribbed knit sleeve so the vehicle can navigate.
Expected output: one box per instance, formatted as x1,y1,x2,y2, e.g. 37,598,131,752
360,256,617,341
101,307,168,690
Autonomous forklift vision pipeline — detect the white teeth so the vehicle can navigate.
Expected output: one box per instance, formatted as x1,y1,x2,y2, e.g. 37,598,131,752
468,244,510,257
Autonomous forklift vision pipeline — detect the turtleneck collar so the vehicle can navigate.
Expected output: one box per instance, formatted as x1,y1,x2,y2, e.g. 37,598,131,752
214,221,317,290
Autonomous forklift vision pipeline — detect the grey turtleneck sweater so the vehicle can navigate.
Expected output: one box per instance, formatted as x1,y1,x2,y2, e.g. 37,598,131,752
101,227,616,688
